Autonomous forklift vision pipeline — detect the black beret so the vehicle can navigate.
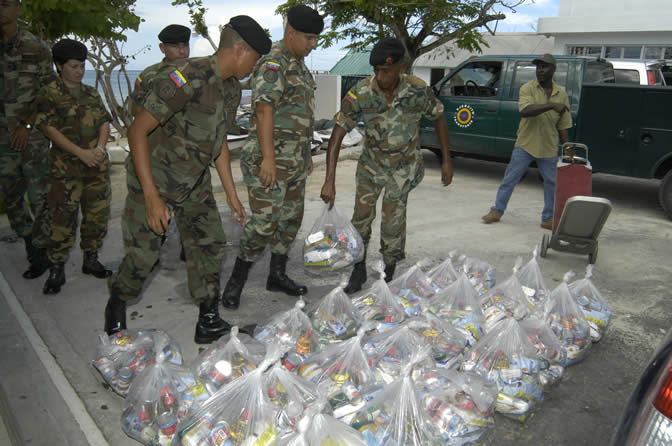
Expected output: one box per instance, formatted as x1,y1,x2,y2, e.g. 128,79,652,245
287,5,324,35
370,38,405,67
52,39,87,64
228,15,272,55
158,24,191,44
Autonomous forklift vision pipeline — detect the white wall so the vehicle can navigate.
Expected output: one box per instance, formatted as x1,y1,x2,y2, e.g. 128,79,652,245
413,67,431,84
314,75,342,121
549,32,672,55
540,0,672,33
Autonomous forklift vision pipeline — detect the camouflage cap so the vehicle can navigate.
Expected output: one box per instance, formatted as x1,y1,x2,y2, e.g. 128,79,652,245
370,38,405,66
228,15,272,55
158,24,191,44
52,39,87,64
287,5,324,35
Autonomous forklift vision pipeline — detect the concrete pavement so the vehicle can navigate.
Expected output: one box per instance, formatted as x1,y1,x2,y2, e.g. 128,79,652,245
0,146,670,445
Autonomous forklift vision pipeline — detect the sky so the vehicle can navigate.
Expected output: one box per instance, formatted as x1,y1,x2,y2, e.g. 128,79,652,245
119,0,560,71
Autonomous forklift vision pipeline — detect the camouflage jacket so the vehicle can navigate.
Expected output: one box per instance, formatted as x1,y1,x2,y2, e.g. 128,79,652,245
136,55,240,204
131,59,176,107
334,74,443,165
0,27,56,147
35,78,112,177
242,40,315,175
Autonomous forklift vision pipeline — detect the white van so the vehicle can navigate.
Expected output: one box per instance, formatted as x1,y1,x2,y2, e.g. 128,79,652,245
609,60,667,86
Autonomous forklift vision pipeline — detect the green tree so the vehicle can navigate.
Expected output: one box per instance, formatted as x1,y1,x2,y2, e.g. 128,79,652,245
277,0,530,65
20,0,144,137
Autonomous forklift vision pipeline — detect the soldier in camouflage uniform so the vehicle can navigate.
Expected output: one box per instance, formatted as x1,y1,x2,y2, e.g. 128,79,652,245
104,16,271,344
221,5,323,310
0,0,56,279
320,38,453,293
34,39,113,295
131,24,191,264
131,24,190,117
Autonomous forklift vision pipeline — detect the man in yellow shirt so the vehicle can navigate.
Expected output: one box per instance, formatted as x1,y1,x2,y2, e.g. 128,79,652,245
482,54,571,230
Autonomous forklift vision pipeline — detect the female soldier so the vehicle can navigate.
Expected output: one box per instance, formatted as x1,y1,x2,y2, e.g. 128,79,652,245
35,39,113,294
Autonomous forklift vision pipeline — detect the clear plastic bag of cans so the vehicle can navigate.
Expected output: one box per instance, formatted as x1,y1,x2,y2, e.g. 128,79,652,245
303,204,364,275
121,359,193,445
568,265,612,342
264,361,323,440
516,247,550,310
275,399,367,446
217,203,248,247
349,347,445,445
457,255,496,296
415,368,498,445
542,271,592,366
404,308,468,369
519,317,566,387
254,299,320,372
480,257,531,332
362,325,435,384
351,261,406,333
310,281,362,346
175,345,285,446
388,259,440,318
426,251,460,291
191,326,266,396
93,329,183,397
461,318,547,422
427,273,486,348
296,328,376,420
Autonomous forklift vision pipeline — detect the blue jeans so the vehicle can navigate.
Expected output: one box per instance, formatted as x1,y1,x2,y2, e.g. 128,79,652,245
492,146,557,222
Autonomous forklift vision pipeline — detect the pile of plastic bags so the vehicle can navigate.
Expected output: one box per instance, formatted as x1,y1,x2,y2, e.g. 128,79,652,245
95,246,612,445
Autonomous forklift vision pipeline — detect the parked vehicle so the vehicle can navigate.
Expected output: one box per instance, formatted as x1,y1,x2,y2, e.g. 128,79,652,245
609,59,667,86
611,328,672,445
421,55,672,219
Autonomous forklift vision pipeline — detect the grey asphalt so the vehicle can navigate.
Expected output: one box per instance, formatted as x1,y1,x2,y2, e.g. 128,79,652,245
0,146,670,445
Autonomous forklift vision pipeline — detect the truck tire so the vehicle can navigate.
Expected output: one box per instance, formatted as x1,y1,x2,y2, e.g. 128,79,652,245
659,170,672,220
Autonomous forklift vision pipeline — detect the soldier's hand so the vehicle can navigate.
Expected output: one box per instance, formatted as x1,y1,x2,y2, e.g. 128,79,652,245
320,181,336,210
79,148,101,168
441,162,453,186
259,158,277,189
146,195,171,235
228,196,247,226
10,127,30,151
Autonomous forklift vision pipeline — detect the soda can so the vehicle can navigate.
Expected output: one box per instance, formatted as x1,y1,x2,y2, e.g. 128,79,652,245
208,419,232,445
158,411,177,436
116,366,133,393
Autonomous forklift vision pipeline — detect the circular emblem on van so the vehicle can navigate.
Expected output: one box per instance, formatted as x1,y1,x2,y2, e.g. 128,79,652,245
455,105,475,128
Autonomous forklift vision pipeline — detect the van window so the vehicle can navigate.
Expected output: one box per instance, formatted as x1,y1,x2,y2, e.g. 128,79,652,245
584,62,615,83
438,61,503,98
509,61,569,100
614,69,640,84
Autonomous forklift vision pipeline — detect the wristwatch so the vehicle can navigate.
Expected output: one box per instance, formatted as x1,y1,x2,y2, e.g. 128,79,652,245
19,120,32,130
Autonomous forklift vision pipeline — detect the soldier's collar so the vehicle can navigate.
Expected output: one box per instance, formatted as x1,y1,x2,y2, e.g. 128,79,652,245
277,40,300,62
210,54,224,79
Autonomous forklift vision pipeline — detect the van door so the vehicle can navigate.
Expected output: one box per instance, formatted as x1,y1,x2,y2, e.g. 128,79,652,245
496,59,572,159
634,88,672,178
422,60,504,155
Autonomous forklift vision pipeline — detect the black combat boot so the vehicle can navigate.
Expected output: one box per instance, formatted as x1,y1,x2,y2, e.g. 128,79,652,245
43,263,65,294
180,245,186,262
344,260,367,294
194,297,232,344
221,257,253,309
266,253,307,296
23,235,37,264
384,263,396,283
82,251,113,278
104,292,127,335
22,248,50,279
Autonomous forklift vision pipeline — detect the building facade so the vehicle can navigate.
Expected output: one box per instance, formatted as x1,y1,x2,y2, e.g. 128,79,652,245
537,0,672,61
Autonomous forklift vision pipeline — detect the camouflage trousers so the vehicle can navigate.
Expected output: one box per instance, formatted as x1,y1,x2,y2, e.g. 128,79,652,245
351,149,425,266
0,142,50,248
47,170,111,263
238,159,306,262
109,171,226,302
